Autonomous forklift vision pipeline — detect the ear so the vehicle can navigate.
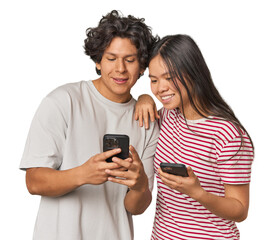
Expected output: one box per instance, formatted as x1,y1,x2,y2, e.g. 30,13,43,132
138,69,145,79
96,62,101,71
140,69,145,76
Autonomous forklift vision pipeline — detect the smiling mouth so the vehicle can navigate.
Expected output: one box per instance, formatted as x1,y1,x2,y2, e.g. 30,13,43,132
113,77,128,84
160,94,174,101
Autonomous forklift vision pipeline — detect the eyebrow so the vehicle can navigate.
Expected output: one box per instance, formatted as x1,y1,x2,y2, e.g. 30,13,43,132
105,52,138,57
149,72,170,78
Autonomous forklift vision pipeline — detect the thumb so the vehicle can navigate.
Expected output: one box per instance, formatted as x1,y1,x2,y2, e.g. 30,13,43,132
187,166,195,177
129,145,140,163
154,106,160,119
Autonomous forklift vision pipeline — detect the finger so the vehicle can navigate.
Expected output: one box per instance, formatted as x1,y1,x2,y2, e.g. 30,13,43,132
149,107,156,122
159,168,180,182
154,106,160,119
159,174,177,189
102,161,122,170
134,109,138,120
142,109,149,129
158,167,168,177
138,111,143,127
97,148,121,162
107,176,131,187
117,166,128,171
129,145,140,163
111,157,132,169
125,157,133,163
105,169,130,179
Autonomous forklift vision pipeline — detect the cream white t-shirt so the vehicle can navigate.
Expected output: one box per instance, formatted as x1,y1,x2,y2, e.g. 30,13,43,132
20,80,159,240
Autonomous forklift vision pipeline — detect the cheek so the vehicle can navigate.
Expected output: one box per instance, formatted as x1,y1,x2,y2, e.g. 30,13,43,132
99,64,112,76
150,83,158,96
130,64,141,76
133,70,140,79
169,81,178,91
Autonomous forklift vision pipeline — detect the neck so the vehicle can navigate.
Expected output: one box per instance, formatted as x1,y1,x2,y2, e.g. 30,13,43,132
93,79,132,103
179,102,204,120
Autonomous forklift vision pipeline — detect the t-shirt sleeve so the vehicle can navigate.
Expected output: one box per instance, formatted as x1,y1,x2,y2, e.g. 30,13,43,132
19,96,67,170
140,121,160,191
217,134,254,184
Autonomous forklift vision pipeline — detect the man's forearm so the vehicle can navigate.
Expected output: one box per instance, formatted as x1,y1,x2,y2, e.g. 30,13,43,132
124,188,152,215
26,167,84,197
26,150,125,197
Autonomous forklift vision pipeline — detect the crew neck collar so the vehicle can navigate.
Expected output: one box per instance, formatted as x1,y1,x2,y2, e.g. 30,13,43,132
175,108,208,124
87,80,136,109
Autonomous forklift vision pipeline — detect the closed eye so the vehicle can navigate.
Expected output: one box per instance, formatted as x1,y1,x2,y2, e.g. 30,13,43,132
125,58,135,63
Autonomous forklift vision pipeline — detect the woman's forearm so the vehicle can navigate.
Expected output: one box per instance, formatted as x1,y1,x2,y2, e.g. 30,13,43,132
192,185,249,222
159,167,250,223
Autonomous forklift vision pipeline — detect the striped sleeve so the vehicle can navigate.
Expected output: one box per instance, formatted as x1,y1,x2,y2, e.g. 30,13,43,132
157,108,165,127
217,134,254,184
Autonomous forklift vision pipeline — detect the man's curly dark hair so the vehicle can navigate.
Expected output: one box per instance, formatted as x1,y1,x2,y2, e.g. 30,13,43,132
84,10,158,75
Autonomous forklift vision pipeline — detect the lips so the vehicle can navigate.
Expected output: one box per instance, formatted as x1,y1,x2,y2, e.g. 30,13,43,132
113,77,128,84
160,94,175,103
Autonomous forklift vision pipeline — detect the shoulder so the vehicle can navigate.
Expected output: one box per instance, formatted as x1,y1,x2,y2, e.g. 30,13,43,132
47,81,87,101
44,81,93,109
36,81,89,120
205,117,253,153
204,117,243,141
158,108,177,126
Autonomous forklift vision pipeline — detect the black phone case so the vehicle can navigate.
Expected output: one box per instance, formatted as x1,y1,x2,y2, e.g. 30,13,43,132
103,134,129,162
160,163,188,177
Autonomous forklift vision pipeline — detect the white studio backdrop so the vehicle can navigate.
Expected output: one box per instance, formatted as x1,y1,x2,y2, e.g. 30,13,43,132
1,0,275,239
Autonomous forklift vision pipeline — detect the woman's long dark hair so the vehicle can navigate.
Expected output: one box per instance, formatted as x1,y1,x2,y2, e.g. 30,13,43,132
150,34,254,150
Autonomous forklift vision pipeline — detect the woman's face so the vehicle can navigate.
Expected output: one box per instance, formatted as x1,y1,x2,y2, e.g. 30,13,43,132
149,54,187,111
95,37,143,103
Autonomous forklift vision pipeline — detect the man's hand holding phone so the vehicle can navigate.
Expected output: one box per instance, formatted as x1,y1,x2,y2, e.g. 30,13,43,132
79,148,128,185
104,145,148,192
105,145,152,215
101,134,152,215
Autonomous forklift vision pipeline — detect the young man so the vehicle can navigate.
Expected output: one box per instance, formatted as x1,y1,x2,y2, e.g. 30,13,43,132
20,10,159,240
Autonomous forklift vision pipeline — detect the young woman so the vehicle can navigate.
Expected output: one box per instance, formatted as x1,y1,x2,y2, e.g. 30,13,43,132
136,34,254,240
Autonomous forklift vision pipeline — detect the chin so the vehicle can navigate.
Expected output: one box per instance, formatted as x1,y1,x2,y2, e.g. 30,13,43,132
163,106,175,111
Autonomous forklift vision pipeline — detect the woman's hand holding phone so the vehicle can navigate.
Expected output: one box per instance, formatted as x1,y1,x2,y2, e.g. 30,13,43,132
158,166,204,200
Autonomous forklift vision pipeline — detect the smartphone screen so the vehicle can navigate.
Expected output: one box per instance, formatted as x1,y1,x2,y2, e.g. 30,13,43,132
103,134,129,162
160,162,188,177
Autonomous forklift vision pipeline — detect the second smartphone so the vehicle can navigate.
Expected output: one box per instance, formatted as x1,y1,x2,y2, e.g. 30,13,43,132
160,162,188,177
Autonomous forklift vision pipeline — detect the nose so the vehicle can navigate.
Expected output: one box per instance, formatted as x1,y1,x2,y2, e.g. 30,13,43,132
158,79,169,93
115,59,126,73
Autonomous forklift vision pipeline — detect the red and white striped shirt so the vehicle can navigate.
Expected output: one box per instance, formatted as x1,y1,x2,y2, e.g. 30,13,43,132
151,108,254,240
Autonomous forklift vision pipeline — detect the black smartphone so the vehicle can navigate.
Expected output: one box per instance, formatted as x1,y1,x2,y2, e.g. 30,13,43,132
160,163,188,177
103,134,129,162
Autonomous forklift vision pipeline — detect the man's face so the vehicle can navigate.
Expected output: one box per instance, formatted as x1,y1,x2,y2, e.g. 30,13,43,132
95,37,143,103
